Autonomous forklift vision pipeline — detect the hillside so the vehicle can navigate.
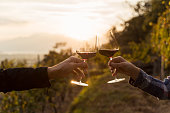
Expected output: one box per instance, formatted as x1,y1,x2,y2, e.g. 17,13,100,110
0,33,81,54
0,53,44,66
67,72,170,113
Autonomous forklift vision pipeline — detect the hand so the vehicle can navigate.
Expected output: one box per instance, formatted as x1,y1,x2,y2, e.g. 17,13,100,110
108,56,140,80
48,56,88,80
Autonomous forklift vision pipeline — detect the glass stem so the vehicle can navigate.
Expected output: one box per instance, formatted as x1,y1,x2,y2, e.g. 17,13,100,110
110,57,117,79
83,59,87,62
79,59,85,83
83,59,89,78
114,76,117,80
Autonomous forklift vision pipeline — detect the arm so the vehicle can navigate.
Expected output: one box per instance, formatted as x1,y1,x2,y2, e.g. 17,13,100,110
0,67,50,93
129,70,170,100
109,56,170,100
0,56,87,93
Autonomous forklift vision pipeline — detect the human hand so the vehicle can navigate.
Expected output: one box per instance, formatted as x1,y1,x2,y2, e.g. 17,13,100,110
48,56,88,80
108,56,140,80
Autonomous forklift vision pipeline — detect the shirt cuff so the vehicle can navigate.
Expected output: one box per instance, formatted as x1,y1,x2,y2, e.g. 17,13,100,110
129,69,150,89
34,67,51,88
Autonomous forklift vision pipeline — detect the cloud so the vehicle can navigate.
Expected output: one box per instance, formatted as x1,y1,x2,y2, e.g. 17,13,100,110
31,1,126,15
0,0,136,23
0,0,140,43
0,18,29,26
0,0,131,17
0,0,139,4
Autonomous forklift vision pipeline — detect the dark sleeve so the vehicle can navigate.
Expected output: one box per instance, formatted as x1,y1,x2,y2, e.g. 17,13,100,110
129,70,170,100
0,67,51,93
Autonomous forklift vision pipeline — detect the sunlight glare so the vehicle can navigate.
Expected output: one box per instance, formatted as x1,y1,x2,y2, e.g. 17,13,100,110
62,16,97,40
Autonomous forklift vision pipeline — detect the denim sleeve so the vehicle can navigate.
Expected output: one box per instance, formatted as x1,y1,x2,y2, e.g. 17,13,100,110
129,70,170,100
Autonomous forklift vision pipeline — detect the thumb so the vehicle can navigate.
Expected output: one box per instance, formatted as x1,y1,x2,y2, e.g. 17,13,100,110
110,62,122,68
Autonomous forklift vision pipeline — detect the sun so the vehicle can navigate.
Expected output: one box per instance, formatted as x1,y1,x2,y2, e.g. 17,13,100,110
62,16,97,40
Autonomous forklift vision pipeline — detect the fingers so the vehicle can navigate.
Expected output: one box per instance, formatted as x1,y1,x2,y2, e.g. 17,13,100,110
67,56,88,78
72,68,85,80
112,71,117,76
73,62,88,75
69,56,83,63
114,56,126,62
110,68,117,76
72,70,82,80
110,66,115,73
73,62,88,69
82,68,88,75
109,56,126,64
109,66,115,71
69,56,88,70
109,62,122,68
74,68,85,78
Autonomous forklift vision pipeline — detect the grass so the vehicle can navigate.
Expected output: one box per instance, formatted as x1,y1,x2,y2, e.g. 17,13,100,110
67,72,170,113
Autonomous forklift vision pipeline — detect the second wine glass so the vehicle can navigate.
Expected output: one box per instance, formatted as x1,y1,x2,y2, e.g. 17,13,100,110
98,31,125,83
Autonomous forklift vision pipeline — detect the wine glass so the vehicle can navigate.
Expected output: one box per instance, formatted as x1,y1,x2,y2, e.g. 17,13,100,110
71,38,97,86
98,31,125,83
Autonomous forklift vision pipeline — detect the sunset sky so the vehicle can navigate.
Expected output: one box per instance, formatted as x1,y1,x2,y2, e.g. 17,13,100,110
0,0,141,53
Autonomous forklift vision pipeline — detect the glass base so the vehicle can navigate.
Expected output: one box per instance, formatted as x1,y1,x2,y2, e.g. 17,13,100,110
107,78,125,84
71,80,88,86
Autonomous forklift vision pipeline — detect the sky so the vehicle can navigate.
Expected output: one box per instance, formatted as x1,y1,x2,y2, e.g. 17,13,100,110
0,0,141,53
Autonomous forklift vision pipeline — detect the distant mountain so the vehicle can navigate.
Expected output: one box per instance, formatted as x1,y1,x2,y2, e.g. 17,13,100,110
0,53,44,66
0,33,81,54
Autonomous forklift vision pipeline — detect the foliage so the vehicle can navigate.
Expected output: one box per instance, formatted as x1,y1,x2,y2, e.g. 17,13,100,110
0,0,169,113
108,0,169,74
113,0,169,54
0,43,76,113
123,41,151,63
67,73,170,113
151,8,170,68
0,60,41,113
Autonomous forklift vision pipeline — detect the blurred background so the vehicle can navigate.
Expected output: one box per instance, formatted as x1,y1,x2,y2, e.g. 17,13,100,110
0,0,169,113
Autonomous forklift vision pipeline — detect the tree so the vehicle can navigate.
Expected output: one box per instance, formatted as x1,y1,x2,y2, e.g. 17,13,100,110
151,7,170,78
108,0,169,75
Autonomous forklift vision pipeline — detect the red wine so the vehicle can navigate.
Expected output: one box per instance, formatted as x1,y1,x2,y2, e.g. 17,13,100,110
99,49,119,57
77,52,96,59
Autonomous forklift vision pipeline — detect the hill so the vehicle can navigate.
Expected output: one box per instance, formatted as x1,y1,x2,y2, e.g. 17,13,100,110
0,33,81,54
0,53,44,66
67,72,170,113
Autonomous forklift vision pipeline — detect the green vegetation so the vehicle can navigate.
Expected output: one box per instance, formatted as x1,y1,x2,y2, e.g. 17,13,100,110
0,0,169,113
152,8,170,68
68,73,169,113
68,0,170,113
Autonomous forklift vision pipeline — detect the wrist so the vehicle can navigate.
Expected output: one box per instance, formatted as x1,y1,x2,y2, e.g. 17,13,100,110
48,65,61,80
47,67,53,80
131,67,140,80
